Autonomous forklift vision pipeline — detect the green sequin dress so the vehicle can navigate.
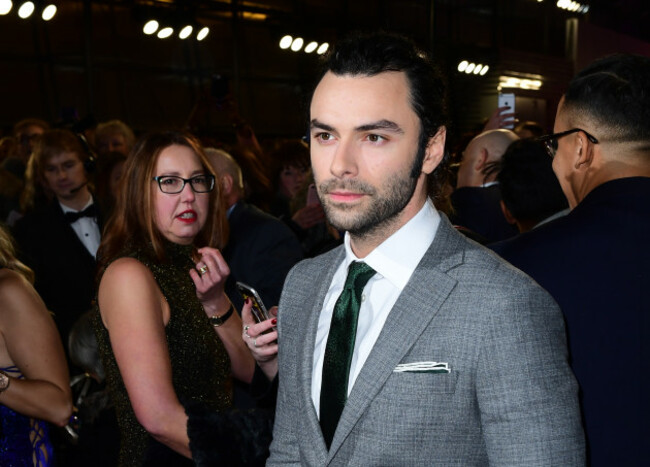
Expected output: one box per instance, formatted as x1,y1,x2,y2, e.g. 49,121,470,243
92,241,232,466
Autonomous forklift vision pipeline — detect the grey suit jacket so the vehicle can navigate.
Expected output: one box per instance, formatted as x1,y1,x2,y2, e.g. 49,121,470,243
268,216,585,466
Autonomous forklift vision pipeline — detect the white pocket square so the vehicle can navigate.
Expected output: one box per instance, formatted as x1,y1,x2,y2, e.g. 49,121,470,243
393,361,450,373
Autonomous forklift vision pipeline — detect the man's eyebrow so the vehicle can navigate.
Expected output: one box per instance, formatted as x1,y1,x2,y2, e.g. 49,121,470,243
355,120,404,134
310,119,335,132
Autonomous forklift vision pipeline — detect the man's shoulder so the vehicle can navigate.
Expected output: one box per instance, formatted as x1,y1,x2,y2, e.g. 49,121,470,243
232,202,294,234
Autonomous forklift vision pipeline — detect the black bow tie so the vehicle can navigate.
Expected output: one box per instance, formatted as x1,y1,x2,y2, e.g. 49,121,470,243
64,204,97,223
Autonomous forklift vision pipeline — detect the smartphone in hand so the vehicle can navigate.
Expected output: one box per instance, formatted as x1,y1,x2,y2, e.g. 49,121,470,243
236,281,270,323
497,93,516,129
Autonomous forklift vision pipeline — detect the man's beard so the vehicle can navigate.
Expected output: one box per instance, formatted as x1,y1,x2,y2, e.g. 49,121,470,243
318,168,419,237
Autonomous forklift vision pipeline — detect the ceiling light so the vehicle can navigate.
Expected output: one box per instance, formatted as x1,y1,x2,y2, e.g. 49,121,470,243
316,43,329,54
473,64,483,75
458,60,469,72
157,27,173,39
290,37,304,52
41,3,56,21
279,35,293,49
179,25,193,39
17,1,34,19
304,41,318,53
0,0,12,15
197,26,210,41
143,20,159,35
498,75,543,90
479,65,489,76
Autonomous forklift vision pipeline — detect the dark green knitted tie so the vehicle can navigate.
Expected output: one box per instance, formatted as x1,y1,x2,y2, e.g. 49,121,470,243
320,261,376,449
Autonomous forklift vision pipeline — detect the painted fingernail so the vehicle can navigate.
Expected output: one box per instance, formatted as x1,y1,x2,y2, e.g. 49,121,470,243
272,319,277,325
245,298,251,305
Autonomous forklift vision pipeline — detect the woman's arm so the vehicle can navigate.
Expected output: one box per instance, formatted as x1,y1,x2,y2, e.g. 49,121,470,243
191,247,255,383
0,270,72,426
98,258,192,458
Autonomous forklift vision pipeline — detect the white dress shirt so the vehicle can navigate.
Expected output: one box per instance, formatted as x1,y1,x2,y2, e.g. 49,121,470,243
311,199,440,416
60,197,101,258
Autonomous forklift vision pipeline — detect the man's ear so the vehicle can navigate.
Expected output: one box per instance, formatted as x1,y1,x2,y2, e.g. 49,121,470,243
474,148,489,172
221,174,234,196
421,126,447,175
574,132,595,170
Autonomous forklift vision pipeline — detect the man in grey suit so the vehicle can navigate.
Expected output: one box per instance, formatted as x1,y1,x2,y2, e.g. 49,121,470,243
267,32,585,466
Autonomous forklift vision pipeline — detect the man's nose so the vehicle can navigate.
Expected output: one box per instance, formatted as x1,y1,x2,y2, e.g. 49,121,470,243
330,138,358,178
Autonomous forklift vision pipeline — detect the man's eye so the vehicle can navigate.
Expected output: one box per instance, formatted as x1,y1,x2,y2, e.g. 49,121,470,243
315,132,333,142
367,134,386,143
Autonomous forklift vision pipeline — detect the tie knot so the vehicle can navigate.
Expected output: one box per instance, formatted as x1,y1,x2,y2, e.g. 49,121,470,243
345,261,376,292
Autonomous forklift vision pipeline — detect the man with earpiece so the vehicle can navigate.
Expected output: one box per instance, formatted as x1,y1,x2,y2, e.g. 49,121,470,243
13,128,103,360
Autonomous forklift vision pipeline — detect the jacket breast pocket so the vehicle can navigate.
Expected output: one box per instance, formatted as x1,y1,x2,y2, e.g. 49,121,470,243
380,369,459,399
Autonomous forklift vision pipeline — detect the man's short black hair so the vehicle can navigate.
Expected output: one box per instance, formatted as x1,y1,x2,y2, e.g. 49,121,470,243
315,32,450,196
564,54,650,144
497,139,568,225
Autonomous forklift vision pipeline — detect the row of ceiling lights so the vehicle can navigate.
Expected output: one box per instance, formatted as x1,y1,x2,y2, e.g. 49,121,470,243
457,60,490,76
279,35,329,54
142,20,210,41
0,1,56,20
556,0,590,14
458,60,544,90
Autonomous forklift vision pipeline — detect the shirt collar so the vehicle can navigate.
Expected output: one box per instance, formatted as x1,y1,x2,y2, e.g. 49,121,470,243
59,195,94,214
343,199,440,290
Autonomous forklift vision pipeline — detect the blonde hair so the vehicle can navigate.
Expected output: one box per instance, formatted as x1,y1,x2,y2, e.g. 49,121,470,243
0,225,35,283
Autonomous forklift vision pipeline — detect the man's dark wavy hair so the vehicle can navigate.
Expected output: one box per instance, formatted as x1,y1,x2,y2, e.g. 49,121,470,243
313,32,450,198
563,54,650,146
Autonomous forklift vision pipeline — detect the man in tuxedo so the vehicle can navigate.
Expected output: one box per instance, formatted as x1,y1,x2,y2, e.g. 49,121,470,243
205,148,302,311
268,33,584,466
491,54,650,466
13,129,101,351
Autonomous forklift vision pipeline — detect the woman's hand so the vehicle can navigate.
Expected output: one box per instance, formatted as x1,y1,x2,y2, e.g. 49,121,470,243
483,106,516,131
242,300,278,381
190,247,231,316
291,204,325,230
190,247,254,383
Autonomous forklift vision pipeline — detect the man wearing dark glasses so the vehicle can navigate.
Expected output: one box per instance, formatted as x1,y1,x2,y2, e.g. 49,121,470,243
492,54,650,467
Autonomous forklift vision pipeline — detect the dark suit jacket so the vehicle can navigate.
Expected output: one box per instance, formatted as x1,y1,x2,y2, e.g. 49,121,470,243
12,200,101,343
269,215,584,466
450,184,518,243
223,201,303,312
490,177,650,466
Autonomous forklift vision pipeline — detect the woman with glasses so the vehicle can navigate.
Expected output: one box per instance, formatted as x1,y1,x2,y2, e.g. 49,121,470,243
92,131,256,466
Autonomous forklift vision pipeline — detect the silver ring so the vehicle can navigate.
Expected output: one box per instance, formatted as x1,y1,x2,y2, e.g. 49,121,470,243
244,325,250,331
198,265,209,275
244,325,251,338
253,338,258,348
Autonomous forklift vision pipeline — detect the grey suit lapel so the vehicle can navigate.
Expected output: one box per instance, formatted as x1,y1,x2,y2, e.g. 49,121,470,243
296,247,345,464
327,217,465,459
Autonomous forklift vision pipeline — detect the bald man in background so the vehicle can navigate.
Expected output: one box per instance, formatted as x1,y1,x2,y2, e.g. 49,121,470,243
205,148,303,313
450,129,519,242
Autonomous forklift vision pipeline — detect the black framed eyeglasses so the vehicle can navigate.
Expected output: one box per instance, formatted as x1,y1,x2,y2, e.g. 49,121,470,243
536,128,599,158
152,174,215,194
